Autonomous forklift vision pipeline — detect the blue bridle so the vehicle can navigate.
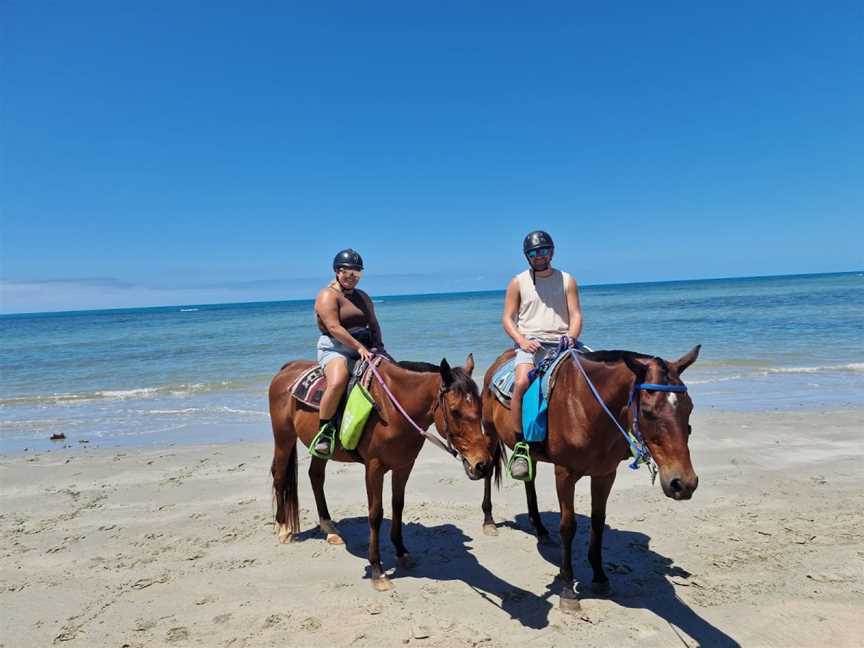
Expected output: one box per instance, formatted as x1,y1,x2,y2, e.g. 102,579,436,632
570,351,689,478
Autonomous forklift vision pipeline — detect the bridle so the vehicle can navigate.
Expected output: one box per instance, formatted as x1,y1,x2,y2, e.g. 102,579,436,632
570,350,689,482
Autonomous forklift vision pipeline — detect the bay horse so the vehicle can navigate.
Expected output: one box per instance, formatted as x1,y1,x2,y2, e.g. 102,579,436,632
480,346,701,611
269,354,499,591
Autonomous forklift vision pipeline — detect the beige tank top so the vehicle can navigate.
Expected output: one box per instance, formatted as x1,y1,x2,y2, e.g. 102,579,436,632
516,269,571,342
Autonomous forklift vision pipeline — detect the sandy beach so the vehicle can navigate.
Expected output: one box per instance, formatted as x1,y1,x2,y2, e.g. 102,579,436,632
2,408,862,647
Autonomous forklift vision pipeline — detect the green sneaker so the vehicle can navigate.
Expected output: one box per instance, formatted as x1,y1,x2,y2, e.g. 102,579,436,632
309,421,336,460
508,442,534,481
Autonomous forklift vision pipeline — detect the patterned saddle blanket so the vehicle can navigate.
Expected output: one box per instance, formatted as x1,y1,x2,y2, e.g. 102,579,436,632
290,358,381,409
290,366,328,408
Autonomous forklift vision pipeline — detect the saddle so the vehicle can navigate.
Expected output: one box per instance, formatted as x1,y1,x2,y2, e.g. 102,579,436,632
490,348,573,408
289,357,381,409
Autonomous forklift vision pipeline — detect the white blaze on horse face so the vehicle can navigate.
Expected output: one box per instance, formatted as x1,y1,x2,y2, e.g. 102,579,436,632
667,393,678,407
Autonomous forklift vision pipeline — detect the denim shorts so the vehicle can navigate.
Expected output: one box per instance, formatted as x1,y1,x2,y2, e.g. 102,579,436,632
513,338,561,367
316,335,359,370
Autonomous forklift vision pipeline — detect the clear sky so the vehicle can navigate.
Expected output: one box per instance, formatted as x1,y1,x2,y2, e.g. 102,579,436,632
2,2,862,313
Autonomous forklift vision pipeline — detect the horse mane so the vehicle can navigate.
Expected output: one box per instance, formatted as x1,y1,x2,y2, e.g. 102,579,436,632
396,360,439,373
581,349,652,363
395,360,480,398
581,350,671,381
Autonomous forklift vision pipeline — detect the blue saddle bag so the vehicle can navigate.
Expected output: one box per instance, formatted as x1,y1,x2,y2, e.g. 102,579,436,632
521,377,549,443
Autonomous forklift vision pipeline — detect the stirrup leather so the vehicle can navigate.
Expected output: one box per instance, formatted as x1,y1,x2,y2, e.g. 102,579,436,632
309,422,336,459
508,441,535,481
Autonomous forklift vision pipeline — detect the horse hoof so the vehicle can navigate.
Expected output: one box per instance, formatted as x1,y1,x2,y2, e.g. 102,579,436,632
592,580,611,596
482,523,499,537
397,554,416,569
325,533,344,545
559,596,582,613
277,525,294,544
372,576,392,592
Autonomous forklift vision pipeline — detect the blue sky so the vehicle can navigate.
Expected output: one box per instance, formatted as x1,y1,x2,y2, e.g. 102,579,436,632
2,2,862,313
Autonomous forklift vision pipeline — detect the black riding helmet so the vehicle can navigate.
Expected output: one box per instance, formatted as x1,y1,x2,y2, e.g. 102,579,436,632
333,249,364,271
523,231,554,255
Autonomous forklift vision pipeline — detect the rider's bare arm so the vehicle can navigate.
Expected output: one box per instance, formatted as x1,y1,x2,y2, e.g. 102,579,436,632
565,275,583,340
502,278,541,353
315,288,366,352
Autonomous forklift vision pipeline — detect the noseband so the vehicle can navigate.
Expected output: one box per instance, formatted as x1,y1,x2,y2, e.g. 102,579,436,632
570,351,689,480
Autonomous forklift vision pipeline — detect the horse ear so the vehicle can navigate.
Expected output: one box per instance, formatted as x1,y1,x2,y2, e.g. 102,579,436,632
464,353,475,377
439,358,454,387
623,353,648,379
673,345,701,374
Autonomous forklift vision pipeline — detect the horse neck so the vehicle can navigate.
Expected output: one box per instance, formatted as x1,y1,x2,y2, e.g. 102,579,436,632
567,358,634,421
379,364,440,429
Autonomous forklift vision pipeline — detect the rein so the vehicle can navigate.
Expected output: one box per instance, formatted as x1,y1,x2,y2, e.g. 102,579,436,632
366,358,458,458
570,351,689,482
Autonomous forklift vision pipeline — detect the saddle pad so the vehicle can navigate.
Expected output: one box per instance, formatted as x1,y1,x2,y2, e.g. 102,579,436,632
289,356,383,410
490,349,577,407
290,366,327,409
491,359,517,406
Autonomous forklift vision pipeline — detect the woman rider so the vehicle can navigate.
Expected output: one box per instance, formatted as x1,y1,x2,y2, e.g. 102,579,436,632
310,249,384,459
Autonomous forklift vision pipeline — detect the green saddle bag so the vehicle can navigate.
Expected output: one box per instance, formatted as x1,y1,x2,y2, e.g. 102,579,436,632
339,383,375,450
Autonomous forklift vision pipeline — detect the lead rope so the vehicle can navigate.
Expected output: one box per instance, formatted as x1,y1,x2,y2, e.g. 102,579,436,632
569,350,657,482
366,358,458,458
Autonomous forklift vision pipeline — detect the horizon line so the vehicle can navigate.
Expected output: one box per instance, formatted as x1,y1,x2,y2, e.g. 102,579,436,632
1,269,860,318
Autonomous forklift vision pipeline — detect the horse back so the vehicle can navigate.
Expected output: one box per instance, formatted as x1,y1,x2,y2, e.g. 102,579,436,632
269,360,317,411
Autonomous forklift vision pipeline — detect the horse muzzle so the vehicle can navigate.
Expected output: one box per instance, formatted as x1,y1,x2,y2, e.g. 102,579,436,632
660,472,699,500
462,456,491,481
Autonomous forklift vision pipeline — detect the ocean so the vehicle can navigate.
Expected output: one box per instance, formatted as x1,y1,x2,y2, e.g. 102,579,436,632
1,272,862,451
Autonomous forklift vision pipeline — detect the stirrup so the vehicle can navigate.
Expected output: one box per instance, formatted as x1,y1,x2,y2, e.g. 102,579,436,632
309,423,336,460
508,441,534,481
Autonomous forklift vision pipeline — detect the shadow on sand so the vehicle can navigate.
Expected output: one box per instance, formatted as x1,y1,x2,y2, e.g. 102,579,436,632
503,511,741,646
295,512,740,644
298,515,554,629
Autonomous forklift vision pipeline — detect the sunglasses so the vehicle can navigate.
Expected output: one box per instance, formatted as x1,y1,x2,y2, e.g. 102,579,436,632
527,247,552,258
337,267,362,275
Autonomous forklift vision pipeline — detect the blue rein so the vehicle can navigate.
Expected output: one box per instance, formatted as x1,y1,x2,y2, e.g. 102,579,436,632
570,351,688,479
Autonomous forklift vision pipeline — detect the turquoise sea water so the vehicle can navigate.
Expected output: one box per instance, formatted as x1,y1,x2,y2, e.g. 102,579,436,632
1,272,862,451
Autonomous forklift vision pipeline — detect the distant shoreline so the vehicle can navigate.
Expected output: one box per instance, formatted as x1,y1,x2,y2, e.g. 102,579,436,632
2,270,860,318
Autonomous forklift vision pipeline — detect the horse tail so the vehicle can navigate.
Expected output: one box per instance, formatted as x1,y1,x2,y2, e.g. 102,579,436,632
492,439,506,490
272,433,300,538
284,443,300,535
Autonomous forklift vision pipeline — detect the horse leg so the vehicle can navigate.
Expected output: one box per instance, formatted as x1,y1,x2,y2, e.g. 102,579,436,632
555,464,581,613
390,462,416,569
481,473,498,535
588,472,617,595
524,478,552,543
308,456,342,545
365,459,390,591
272,435,300,544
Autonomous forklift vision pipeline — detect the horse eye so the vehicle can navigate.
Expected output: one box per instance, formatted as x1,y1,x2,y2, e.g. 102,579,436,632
451,409,462,419
643,409,657,421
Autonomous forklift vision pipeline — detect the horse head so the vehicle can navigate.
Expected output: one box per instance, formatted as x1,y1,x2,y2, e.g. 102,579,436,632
624,345,701,500
435,353,495,481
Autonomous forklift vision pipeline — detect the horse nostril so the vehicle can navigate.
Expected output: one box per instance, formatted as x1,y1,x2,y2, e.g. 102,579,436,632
475,462,487,474
670,478,684,493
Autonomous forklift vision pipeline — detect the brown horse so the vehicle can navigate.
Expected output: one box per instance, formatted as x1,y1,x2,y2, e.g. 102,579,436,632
269,354,499,591
480,346,701,611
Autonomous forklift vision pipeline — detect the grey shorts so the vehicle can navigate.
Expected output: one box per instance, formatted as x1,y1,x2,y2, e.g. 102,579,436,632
316,335,359,370
513,339,561,367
